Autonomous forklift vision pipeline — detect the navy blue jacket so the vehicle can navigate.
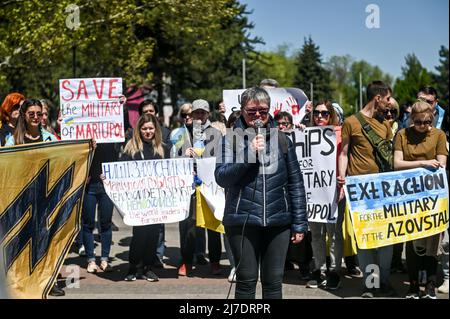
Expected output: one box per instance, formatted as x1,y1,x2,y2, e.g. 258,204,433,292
214,116,307,233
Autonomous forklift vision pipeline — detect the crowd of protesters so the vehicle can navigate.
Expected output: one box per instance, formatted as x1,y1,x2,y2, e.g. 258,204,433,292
0,79,448,300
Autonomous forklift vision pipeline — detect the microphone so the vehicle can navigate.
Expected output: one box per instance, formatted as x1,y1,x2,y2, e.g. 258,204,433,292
254,119,265,164
254,119,264,135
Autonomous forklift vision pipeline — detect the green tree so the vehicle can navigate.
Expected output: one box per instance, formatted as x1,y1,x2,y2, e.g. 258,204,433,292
394,54,434,105
245,45,296,88
293,36,332,102
433,46,449,107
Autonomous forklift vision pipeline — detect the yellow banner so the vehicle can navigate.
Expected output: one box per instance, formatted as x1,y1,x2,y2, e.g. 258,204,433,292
345,167,449,249
0,140,92,298
195,187,224,234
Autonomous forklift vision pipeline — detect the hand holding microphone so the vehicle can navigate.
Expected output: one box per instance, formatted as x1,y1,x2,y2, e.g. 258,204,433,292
251,119,265,154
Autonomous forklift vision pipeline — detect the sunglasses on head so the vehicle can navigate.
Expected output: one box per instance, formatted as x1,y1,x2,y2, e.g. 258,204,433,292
414,120,432,126
245,108,269,117
312,110,330,117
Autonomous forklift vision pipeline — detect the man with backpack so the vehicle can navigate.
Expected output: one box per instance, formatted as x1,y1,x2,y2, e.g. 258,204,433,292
337,81,394,298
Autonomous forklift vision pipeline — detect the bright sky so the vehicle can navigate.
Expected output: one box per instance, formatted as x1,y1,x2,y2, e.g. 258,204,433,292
241,0,449,79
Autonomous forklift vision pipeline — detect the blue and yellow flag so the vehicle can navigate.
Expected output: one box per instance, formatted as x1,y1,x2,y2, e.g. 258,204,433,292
0,140,92,298
195,187,224,234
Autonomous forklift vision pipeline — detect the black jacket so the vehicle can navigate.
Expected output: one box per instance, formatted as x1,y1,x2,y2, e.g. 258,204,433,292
214,116,308,233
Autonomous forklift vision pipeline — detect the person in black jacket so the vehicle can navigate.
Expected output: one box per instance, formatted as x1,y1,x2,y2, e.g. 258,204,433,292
122,114,169,282
215,87,308,299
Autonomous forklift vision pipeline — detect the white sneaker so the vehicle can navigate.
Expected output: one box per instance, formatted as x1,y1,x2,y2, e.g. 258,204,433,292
228,267,236,283
78,245,86,257
438,279,449,294
87,261,99,273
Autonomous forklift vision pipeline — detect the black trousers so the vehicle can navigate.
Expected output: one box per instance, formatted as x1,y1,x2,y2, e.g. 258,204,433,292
405,241,437,283
226,225,290,299
179,193,222,264
128,224,160,271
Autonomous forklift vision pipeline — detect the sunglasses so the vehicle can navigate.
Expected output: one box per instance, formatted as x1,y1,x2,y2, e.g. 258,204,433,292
414,120,432,126
180,112,192,119
312,110,330,117
277,121,291,127
26,112,43,118
245,108,269,117
383,109,397,115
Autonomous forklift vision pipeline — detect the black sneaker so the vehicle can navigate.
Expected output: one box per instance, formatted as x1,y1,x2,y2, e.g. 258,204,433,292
326,271,341,290
306,270,326,288
299,268,311,281
124,273,137,281
144,269,159,282
361,288,376,298
346,266,362,278
379,283,397,297
195,254,209,265
405,283,420,299
49,284,65,297
422,281,437,299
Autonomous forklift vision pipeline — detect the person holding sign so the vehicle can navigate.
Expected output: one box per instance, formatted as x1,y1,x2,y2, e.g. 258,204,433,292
338,81,394,298
175,99,223,277
121,114,169,282
215,87,307,299
393,100,448,299
306,101,343,290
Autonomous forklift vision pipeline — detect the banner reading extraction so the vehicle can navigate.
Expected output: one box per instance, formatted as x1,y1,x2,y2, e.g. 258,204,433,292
59,78,125,143
102,158,194,226
345,167,449,249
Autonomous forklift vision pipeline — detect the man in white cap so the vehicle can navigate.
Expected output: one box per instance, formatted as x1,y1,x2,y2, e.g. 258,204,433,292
176,98,223,277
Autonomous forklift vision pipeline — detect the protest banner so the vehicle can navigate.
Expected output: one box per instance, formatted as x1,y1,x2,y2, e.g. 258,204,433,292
102,158,194,226
59,77,125,143
223,87,309,124
0,140,92,298
344,167,449,249
196,157,225,221
289,126,338,223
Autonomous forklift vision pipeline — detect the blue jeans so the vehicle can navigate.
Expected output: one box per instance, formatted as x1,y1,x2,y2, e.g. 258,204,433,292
82,182,113,262
226,225,290,299
358,245,393,288
156,224,165,262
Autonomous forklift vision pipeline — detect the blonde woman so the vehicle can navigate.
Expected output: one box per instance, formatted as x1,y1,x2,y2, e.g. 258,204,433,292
122,114,169,282
394,100,447,299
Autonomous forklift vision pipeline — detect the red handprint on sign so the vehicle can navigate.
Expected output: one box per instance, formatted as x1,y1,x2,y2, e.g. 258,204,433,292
273,102,282,116
286,96,299,115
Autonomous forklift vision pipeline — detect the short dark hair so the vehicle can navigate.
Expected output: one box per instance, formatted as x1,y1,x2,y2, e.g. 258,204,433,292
418,86,438,99
138,99,156,116
274,111,293,124
366,81,391,102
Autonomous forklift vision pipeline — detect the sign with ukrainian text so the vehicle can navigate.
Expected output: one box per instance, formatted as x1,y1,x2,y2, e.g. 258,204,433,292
102,158,194,226
288,126,338,223
345,167,449,249
223,88,309,125
59,78,125,143
0,140,92,298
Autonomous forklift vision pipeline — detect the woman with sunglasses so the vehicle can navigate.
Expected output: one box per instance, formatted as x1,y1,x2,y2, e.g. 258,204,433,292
305,101,344,290
394,100,447,299
5,99,58,146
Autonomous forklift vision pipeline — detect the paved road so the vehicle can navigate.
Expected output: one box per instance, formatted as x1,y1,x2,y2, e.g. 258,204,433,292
55,209,448,300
